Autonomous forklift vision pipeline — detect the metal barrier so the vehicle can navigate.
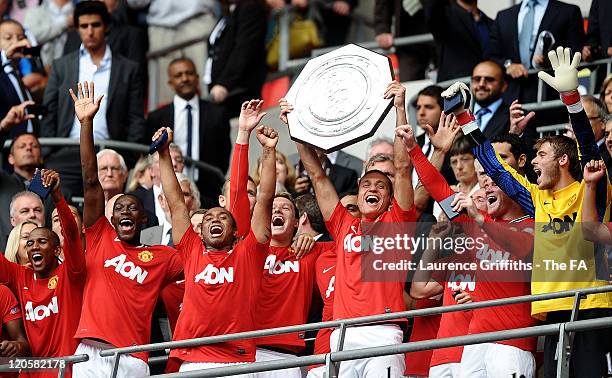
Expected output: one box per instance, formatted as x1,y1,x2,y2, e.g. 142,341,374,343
1,138,225,183
99,285,612,378
0,354,89,378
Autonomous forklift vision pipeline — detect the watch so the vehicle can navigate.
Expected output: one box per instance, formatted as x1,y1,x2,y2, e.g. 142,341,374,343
504,59,513,69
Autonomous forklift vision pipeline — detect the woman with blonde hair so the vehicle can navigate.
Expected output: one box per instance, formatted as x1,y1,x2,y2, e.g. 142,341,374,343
252,150,296,193
599,73,612,113
126,155,153,192
5,221,38,266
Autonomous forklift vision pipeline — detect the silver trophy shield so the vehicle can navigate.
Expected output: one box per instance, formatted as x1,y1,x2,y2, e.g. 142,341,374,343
285,44,394,153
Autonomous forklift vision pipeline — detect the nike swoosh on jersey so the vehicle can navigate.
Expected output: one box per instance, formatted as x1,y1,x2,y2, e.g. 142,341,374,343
323,266,335,274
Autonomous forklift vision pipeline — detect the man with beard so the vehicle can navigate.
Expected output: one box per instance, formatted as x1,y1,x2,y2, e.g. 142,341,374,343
279,80,416,376
0,169,79,377
72,82,183,377
470,60,510,139
156,122,276,373
445,47,612,378
398,124,537,378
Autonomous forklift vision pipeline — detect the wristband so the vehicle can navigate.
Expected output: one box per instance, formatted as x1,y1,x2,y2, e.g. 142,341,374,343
560,90,583,113
455,110,479,135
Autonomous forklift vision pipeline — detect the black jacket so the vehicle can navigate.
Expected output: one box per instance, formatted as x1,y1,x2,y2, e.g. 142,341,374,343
423,0,493,83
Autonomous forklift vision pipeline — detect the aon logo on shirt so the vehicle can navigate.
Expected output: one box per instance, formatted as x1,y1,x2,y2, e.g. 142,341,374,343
448,271,476,292
325,276,335,299
104,254,149,284
25,297,58,322
475,244,510,263
195,264,234,284
264,255,299,274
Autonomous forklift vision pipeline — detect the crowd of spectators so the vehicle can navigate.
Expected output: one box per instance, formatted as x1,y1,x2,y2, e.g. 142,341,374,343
0,1,611,378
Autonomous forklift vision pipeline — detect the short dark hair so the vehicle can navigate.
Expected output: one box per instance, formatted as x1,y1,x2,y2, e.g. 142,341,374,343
9,132,39,155
74,0,111,27
449,135,474,158
534,135,580,180
32,227,60,250
490,134,527,161
414,85,443,108
0,19,24,32
221,176,256,195
168,57,196,70
294,194,327,235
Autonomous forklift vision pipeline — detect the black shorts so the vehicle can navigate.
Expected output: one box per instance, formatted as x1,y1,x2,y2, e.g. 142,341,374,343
543,308,612,378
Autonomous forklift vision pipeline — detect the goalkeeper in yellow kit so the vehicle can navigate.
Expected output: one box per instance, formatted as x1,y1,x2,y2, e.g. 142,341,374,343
443,47,612,378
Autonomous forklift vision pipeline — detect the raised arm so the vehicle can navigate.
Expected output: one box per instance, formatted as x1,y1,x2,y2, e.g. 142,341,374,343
45,169,85,277
581,160,612,243
251,126,277,243
387,81,413,211
154,128,192,244
410,223,446,299
72,81,105,227
279,98,339,221
231,100,266,237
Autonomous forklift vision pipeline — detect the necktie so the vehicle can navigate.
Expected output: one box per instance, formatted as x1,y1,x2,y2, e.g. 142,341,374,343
166,228,174,248
186,104,193,159
519,0,536,68
4,63,34,133
475,107,491,130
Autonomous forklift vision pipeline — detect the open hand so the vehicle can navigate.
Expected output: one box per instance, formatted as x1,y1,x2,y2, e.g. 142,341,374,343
538,46,581,93
292,233,315,259
239,99,266,132
429,112,460,153
509,100,535,135
256,126,279,149
69,81,103,122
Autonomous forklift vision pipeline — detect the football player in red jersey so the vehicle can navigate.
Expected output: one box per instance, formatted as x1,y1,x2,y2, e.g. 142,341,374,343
155,122,276,373
0,284,28,358
71,82,183,377
279,80,416,376
0,169,82,378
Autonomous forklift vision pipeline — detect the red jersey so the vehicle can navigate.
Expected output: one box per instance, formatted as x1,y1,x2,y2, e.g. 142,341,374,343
404,297,442,376
254,242,333,352
228,143,251,238
0,198,85,360
429,254,475,367
160,280,185,332
75,217,182,362
170,228,268,363
325,199,416,320
313,248,336,356
0,284,21,339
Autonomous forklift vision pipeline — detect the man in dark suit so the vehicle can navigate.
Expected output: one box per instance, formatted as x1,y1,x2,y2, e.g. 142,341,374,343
485,0,584,103
470,60,510,140
582,0,612,63
0,19,35,137
146,57,230,204
423,0,493,83
41,1,145,198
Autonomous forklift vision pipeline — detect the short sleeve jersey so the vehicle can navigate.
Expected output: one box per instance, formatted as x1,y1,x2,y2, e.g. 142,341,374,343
324,199,416,319
170,227,268,363
75,217,183,362
254,242,333,352
0,284,21,340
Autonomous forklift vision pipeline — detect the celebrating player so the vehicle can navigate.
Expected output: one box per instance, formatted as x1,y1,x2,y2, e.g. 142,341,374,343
71,82,183,377
155,123,275,373
445,47,612,377
279,80,416,376
0,169,83,377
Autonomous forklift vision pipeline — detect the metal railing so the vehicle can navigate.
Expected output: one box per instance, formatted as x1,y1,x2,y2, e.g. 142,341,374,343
0,354,89,378
1,138,225,182
99,285,612,378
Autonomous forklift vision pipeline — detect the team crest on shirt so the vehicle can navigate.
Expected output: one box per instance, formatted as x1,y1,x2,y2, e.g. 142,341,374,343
47,275,58,290
10,306,19,315
138,251,154,263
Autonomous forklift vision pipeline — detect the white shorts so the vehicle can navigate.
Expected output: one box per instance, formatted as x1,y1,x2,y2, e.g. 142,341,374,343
459,343,535,378
180,361,254,377
330,324,405,378
429,362,460,378
72,342,149,378
307,365,326,378
252,348,302,378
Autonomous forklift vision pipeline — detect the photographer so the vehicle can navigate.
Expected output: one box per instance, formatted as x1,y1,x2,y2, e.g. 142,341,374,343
0,19,36,136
